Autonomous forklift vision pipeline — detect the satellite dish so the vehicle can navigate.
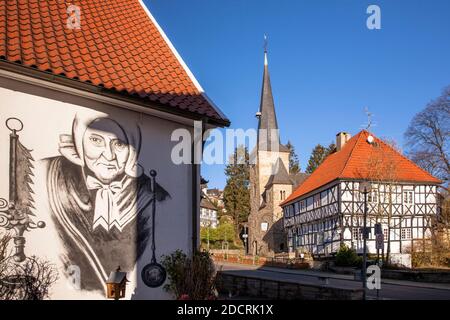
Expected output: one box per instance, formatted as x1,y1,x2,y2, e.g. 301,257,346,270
367,135,374,144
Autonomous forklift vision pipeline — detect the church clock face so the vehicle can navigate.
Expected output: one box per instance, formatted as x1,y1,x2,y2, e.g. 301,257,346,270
261,222,268,231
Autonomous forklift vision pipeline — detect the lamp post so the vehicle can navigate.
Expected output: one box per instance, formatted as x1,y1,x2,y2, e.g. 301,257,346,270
242,224,248,255
359,181,372,301
207,221,210,251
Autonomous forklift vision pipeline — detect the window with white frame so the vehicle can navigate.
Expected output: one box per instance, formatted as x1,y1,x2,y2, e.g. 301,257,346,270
353,228,362,241
403,191,414,204
401,228,411,240
368,190,378,203
300,200,306,211
401,228,412,240
314,194,321,208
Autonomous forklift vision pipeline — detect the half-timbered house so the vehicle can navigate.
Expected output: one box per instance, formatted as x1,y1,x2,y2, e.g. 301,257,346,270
281,130,442,258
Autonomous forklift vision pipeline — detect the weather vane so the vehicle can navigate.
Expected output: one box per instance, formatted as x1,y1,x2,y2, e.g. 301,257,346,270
264,34,268,52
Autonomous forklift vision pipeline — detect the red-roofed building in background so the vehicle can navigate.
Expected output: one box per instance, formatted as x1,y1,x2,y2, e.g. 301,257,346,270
0,0,228,299
281,130,442,264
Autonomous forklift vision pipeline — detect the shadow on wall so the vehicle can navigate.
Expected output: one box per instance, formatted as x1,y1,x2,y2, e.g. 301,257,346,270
262,219,287,255
40,114,170,297
0,78,225,299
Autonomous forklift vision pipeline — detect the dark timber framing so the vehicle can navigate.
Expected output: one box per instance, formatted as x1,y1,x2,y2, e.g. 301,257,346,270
283,179,439,257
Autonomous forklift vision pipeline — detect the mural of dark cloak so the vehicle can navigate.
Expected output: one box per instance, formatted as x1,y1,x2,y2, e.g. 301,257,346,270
43,116,170,292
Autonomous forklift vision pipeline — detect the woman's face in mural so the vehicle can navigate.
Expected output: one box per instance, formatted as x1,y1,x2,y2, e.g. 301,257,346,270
82,119,130,184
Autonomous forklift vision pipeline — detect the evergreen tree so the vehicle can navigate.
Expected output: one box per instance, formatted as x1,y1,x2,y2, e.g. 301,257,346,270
306,144,326,174
286,140,300,174
326,142,336,156
305,142,336,174
223,146,250,242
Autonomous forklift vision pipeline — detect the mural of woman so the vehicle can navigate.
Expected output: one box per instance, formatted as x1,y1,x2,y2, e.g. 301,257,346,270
42,114,170,292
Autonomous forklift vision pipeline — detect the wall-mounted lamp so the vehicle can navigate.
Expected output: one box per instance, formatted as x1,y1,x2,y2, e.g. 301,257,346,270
106,266,129,300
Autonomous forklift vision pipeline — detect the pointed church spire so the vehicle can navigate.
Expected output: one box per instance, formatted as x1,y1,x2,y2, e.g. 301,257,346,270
264,34,268,66
257,35,281,151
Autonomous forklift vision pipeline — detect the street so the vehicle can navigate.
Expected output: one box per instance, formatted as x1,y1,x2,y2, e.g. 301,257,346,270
216,262,450,300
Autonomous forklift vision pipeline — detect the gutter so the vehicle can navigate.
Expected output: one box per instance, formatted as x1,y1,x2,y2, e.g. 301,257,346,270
191,118,208,254
0,60,231,128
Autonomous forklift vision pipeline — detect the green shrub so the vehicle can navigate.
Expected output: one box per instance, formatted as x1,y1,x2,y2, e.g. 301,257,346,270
161,250,217,300
335,244,361,267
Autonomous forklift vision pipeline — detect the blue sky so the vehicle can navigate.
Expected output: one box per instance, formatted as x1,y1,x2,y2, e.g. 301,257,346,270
145,0,450,189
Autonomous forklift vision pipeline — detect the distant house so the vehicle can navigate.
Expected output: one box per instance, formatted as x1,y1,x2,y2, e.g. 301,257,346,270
206,188,225,212
200,196,218,229
281,130,442,258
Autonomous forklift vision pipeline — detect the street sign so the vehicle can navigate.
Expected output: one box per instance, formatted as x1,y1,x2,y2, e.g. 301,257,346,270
374,223,382,235
376,234,384,250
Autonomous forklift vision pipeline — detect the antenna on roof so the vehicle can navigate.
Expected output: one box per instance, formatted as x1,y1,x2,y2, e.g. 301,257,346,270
363,107,377,144
364,107,372,130
361,107,377,131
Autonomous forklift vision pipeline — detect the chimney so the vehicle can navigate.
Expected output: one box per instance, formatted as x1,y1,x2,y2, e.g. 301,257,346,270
336,132,351,151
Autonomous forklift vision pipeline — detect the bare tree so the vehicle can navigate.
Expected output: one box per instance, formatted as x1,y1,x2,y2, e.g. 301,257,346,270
405,86,450,185
358,137,401,264
0,233,58,300
413,188,450,268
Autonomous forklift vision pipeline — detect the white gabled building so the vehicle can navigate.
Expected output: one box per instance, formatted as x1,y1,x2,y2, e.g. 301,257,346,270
0,0,229,299
200,196,218,229
281,131,442,259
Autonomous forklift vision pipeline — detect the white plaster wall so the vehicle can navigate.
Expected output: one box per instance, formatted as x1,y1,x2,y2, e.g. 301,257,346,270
0,81,194,300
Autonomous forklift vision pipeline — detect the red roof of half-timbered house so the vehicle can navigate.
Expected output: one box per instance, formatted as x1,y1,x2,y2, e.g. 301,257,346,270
0,0,229,126
281,130,442,206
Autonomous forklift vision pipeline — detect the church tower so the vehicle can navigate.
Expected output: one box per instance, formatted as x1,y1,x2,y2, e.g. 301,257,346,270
248,43,306,257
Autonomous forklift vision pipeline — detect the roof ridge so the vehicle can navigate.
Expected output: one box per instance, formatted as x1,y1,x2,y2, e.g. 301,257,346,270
201,193,217,208
374,133,442,183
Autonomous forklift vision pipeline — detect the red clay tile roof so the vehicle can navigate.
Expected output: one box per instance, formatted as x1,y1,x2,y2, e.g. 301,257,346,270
0,0,228,125
281,130,441,206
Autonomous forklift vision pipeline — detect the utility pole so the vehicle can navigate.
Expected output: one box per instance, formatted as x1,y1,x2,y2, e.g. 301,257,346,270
207,220,210,251
359,181,372,301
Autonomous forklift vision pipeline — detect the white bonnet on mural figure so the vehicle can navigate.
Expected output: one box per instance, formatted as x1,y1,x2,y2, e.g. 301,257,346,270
58,113,144,178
